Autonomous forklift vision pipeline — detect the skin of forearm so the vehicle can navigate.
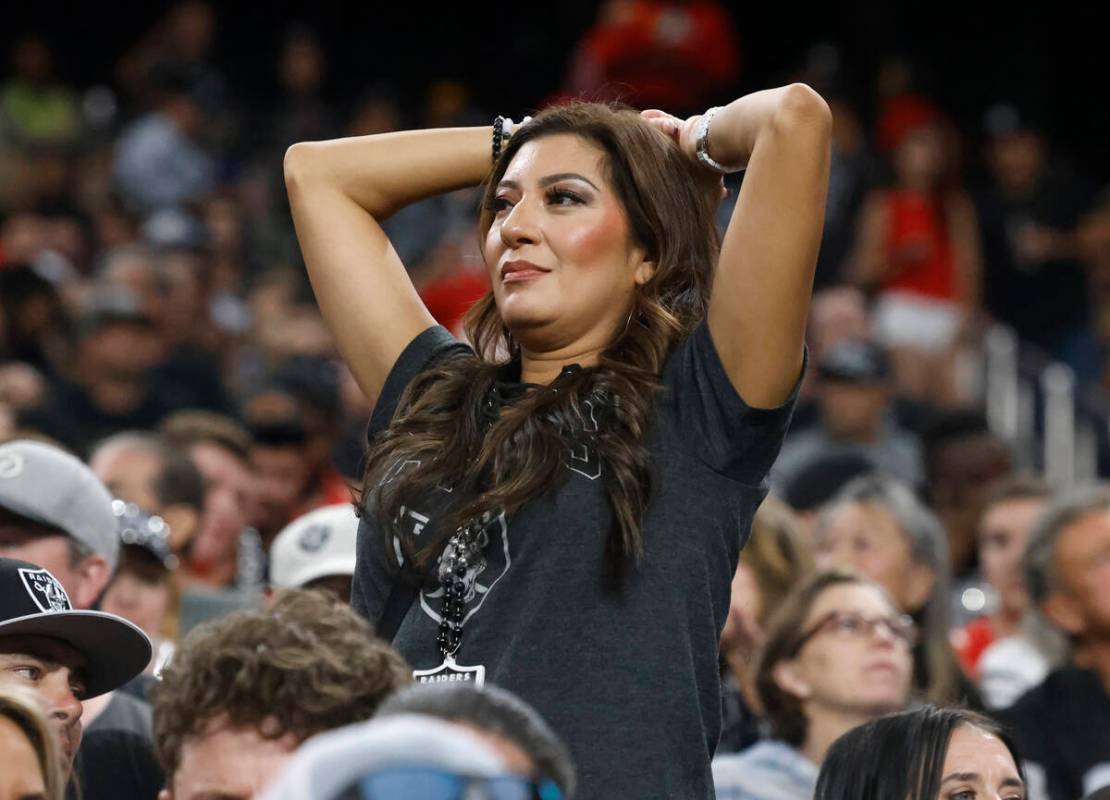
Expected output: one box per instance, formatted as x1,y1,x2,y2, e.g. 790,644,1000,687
284,126,494,219
705,84,830,169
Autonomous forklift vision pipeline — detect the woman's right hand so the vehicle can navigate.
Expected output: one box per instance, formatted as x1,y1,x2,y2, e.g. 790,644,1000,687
640,109,728,207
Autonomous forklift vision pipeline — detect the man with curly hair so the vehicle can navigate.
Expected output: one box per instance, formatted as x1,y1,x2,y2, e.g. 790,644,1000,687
151,589,410,799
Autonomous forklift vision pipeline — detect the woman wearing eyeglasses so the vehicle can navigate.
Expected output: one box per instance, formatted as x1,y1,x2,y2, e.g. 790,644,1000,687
712,569,914,800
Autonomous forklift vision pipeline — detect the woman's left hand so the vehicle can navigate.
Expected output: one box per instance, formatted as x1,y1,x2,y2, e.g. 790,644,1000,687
640,109,727,206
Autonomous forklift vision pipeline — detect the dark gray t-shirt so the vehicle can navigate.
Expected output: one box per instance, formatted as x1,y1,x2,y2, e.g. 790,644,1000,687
353,322,799,799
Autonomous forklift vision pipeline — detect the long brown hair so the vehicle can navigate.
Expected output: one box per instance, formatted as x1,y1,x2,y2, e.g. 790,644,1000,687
362,102,719,581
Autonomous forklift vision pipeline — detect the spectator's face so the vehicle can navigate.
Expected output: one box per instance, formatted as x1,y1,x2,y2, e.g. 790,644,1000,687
188,443,252,568
938,724,1024,800
929,435,1013,573
482,134,651,351
0,523,105,610
250,445,312,535
978,497,1043,619
893,125,945,188
0,713,47,798
163,717,298,800
454,722,537,781
90,444,163,513
988,131,1044,195
0,635,85,773
776,583,912,719
817,380,888,438
1048,509,1110,640
101,566,171,641
815,502,934,613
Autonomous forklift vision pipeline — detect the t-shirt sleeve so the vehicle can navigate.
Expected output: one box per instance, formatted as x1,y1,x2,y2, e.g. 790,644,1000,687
367,324,472,440
660,319,805,486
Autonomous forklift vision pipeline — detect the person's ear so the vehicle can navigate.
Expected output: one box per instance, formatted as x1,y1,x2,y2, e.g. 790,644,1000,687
633,255,656,287
74,553,113,608
772,660,812,701
901,562,936,611
160,504,201,553
1043,591,1086,637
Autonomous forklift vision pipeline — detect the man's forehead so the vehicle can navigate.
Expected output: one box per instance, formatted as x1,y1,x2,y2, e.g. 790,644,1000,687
0,634,86,668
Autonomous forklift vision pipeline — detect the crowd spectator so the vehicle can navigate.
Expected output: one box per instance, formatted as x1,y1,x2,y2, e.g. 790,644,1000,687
713,570,913,799
973,103,1095,374
0,557,151,781
952,476,1051,681
815,705,1025,800
845,94,983,404
150,588,410,799
813,474,972,706
922,410,1013,580
998,485,1110,800
0,439,157,746
260,713,548,800
160,411,255,589
772,339,923,491
100,501,180,683
89,430,205,557
268,503,358,604
376,683,577,798
718,497,814,754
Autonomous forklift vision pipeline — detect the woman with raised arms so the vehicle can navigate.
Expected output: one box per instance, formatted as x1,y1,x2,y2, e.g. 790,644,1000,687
284,86,831,798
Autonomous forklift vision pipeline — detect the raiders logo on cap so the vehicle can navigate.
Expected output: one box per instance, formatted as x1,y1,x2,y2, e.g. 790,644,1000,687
298,524,331,553
18,567,72,613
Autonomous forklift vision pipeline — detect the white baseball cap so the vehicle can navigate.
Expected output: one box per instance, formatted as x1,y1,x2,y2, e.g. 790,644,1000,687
269,504,358,589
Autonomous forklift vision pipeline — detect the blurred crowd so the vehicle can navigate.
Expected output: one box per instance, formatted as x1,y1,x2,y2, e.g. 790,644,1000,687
0,1,1108,799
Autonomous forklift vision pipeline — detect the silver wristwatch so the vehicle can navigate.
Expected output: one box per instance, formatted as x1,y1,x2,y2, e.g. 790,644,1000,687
695,106,744,174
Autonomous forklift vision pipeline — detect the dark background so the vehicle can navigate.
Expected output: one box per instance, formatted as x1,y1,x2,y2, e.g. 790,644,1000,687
4,1,1106,178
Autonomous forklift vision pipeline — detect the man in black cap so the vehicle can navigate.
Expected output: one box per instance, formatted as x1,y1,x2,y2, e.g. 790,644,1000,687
0,438,155,740
0,556,151,774
771,339,923,491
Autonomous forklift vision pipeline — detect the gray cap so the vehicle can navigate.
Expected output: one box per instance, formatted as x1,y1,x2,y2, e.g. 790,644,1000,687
0,440,119,571
261,714,507,800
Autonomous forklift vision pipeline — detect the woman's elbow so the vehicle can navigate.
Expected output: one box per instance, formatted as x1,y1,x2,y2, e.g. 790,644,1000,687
283,142,318,191
772,83,833,136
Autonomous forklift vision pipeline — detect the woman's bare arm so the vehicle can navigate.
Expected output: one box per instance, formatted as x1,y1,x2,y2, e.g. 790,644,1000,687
284,128,492,407
703,84,833,408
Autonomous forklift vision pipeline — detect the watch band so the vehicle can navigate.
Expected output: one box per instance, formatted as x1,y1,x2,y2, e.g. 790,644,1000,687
695,106,744,174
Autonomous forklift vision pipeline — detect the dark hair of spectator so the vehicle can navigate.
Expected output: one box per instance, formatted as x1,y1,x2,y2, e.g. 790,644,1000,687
91,431,205,511
752,569,879,746
160,410,252,463
980,474,1053,514
814,705,1023,800
362,101,718,582
376,683,577,797
150,589,411,778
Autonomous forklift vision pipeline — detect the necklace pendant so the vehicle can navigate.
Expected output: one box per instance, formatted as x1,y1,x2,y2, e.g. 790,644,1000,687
413,654,486,687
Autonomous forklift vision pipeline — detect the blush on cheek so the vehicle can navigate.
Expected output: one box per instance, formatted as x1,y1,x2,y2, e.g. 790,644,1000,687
563,206,630,265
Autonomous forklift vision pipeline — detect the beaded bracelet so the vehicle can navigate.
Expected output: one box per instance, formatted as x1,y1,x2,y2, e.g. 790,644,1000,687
492,116,507,163
492,116,533,163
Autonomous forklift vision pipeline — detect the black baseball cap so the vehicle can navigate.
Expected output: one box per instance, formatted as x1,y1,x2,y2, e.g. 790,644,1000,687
817,340,890,383
0,558,152,699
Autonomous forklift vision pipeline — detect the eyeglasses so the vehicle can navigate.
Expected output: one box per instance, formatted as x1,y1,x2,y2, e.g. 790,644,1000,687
355,768,563,800
793,610,918,652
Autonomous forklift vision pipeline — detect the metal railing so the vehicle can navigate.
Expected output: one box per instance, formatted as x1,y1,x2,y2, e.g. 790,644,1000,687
980,323,1106,488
